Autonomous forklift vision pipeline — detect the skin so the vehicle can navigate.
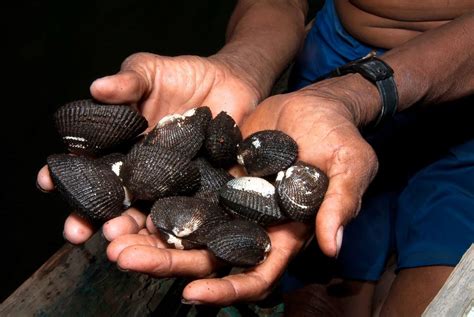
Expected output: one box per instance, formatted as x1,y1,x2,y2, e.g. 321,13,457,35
338,0,474,49
37,0,474,312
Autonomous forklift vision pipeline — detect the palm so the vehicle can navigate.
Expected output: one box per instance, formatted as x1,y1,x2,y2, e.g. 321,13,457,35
240,93,379,256
97,53,259,128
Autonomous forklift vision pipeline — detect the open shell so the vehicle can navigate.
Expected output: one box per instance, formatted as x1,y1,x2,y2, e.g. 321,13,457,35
219,176,285,226
275,162,329,222
54,99,148,156
206,219,271,267
47,154,125,222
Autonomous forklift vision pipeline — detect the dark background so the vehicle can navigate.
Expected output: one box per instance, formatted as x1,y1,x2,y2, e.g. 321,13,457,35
2,0,322,302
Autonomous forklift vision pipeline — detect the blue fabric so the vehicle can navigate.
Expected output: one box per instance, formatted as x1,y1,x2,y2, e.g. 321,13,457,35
289,0,386,90
396,139,474,270
283,0,474,285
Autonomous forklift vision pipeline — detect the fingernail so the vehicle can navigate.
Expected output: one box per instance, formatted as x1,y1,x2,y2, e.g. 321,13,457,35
335,226,344,258
181,298,203,305
117,265,129,273
36,180,49,193
100,229,106,240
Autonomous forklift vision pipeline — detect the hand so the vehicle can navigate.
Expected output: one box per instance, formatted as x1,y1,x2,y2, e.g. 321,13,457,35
37,52,262,244
107,216,311,305
240,84,379,257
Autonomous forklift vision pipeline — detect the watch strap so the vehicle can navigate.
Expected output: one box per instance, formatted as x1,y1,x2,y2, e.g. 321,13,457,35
331,56,399,129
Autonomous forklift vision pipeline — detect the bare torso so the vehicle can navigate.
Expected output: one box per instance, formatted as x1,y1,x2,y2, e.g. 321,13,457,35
335,0,474,48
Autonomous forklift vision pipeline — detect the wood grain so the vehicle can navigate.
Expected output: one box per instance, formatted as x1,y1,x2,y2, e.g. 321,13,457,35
423,244,474,317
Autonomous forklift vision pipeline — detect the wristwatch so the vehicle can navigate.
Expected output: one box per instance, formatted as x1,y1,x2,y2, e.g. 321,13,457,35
330,55,399,129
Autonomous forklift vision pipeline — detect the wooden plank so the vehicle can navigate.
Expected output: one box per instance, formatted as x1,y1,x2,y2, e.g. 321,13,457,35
423,244,474,317
0,232,178,316
0,230,284,317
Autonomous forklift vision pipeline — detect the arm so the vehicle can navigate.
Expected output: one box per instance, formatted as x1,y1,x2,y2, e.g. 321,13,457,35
214,0,308,100
307,12,474,127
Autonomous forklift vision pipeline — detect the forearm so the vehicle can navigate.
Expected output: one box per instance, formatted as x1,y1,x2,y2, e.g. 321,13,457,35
386,12,474,110
302,12,474,127
212,0,308,101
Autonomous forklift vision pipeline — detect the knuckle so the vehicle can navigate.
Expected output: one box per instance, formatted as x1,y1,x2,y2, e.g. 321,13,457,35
121,52,154,69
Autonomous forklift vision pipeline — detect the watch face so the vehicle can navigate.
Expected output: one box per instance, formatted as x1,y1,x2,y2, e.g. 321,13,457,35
330,57,394,82
363,59,393,81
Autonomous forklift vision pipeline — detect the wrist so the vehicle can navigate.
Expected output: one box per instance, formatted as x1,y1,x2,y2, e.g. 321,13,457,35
210,44,286,102
302,74,383,127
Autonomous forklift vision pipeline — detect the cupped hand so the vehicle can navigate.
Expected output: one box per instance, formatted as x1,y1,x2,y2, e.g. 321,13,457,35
107,216,311,305
37,52,262,244
240,87,379,257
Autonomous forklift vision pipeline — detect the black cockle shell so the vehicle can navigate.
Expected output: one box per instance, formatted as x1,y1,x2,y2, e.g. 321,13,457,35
121,144,200,201
54,99,148,156
150,196,229,249
47,154,125,222
143,107,212,159
204,111,242,167
219,176,285,226
275,162,329,222
194,157,233,190
206,219,271,267
237,130,298,177
193,157,234,204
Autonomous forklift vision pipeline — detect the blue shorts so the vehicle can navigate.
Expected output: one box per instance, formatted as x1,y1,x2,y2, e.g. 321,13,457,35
285,0,474,285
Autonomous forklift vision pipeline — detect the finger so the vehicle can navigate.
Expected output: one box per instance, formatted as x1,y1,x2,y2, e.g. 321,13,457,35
90,70,150,104
138,228,150,235
182,249,286,305
107,233,169,261
115,244,218,278
63,213,95,244
228,164,246,178
102,207,146,241
201,84,258,125
182,222,309,305
37,165,54,192
238,95,287,137
125,208,147,227
146,215,158,233
315,172,362,257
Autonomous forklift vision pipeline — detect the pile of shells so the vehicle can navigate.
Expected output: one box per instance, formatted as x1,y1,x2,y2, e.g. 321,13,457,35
47,98,328,267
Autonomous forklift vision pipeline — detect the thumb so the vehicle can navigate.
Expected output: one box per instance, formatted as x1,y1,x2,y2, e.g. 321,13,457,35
315,175,361,257
90,70,150,104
